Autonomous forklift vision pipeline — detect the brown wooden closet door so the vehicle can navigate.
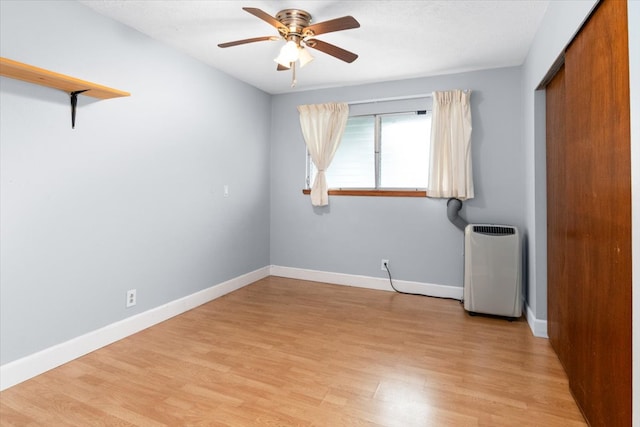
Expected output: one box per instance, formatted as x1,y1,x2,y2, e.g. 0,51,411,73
546,0,631,425
546,65,569,367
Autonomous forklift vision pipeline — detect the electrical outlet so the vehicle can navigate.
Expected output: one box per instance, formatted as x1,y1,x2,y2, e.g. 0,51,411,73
126,289,137,308
381,259,389,271
223,184,229,197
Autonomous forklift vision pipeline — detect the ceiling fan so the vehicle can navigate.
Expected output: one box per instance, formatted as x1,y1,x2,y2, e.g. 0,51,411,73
218,7,360,87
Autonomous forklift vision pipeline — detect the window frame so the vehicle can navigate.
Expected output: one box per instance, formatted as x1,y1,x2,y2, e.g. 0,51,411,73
301,188,427,197
304,109,432,197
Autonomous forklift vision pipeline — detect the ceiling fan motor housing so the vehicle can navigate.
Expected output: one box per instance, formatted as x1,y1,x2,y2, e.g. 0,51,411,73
276,9,313,40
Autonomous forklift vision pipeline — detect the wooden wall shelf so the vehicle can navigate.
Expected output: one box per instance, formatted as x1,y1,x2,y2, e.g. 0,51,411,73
0,57,130,99
0,57,130,128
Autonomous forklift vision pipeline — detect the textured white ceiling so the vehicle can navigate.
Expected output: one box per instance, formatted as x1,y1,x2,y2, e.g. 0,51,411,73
78,0,549,94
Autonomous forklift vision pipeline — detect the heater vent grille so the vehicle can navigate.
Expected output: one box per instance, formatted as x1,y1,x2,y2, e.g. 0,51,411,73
472,225,515,236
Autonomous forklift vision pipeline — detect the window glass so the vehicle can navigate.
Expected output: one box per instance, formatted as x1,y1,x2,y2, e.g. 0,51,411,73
325,116,375,188
380,113,431,188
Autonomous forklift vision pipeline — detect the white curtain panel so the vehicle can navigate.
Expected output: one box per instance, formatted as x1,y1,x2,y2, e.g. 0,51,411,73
298,102,349,206
428,90,474,200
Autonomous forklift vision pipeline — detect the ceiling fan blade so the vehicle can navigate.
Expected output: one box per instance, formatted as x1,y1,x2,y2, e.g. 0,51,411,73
218,36,278,48
276,63,290,71
304,16,360,37
242,7,287,32
306,39,358,63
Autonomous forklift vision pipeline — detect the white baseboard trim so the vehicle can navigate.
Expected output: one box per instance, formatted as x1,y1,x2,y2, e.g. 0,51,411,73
0,266,270,391
525,303,548,338
269,265,464,300
271,266,550,337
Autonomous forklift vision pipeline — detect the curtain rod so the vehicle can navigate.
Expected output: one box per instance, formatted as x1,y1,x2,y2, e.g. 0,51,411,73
347,93,433,106
347,89,471,106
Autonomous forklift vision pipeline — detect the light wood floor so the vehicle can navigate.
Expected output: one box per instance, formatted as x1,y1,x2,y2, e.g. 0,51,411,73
0,276,586,426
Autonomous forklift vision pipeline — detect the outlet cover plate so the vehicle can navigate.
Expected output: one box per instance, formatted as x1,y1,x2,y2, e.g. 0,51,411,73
126,289,137,308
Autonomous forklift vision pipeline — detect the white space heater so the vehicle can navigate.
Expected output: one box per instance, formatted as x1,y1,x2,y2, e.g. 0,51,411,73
463,224,522,318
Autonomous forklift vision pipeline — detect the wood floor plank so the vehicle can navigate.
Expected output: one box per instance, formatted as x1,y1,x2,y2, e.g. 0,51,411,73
0,276,586,426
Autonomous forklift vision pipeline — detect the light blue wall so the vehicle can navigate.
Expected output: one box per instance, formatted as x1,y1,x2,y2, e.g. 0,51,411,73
270,68,524,287
0,0,271,364
520,0,597,320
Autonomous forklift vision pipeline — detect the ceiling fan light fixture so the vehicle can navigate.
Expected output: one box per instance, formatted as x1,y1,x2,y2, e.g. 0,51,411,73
298,47,314,68
274,40,299,67
274,58,291,69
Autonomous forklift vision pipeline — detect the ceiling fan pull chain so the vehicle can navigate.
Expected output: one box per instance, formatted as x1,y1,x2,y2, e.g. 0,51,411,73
291,61,297,88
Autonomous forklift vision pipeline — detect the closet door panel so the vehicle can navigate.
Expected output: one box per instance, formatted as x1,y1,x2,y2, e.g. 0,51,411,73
546,0,631,425
545,65,570,369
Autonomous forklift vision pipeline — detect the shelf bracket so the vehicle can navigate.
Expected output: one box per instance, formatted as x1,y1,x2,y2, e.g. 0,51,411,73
70,90,89,129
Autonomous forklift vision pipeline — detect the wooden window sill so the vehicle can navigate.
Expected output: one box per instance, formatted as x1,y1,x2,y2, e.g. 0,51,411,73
302,189,427,197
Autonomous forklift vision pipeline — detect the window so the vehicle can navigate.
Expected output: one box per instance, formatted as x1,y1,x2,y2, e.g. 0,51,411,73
305,98,432,195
